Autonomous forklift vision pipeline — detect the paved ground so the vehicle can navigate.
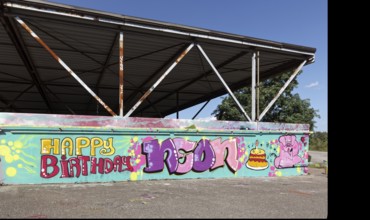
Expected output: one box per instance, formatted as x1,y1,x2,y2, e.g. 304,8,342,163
0,168,327,218
309,151,328,164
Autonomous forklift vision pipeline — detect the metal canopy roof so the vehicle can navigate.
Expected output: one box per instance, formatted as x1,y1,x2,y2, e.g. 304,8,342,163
0,0,316,118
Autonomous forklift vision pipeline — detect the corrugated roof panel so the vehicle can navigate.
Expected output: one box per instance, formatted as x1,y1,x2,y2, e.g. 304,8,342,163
0,45,25,65
0,25,13,44
0,65,32,81
0,0,315,117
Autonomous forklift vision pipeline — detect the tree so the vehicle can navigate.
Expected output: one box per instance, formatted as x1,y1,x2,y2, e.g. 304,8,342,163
309,131,328,151
213,71,320,130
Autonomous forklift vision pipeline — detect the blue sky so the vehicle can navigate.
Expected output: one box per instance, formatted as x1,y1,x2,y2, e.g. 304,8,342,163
49,0,328,131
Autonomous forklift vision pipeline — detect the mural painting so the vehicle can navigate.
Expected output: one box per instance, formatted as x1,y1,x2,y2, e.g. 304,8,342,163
0,113,310,184
0,133,310,184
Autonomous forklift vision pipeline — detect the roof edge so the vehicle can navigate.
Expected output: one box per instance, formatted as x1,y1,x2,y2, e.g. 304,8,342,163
2,0,316,57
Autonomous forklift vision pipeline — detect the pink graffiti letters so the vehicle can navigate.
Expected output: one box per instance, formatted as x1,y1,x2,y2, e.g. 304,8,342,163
210,138,238,171
142,137,239,174
274,135,303,168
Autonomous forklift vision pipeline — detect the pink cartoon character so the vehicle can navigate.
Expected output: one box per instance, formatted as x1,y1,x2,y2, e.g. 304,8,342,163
274,135,303,168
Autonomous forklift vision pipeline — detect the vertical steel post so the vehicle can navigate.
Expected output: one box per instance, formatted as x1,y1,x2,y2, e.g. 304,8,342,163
119,32,124,116
259,60,307,121
197,44,251,122
124,43,194,118
15,17,117,116
251,51,256,121
176,92,179,119
256,51,260,120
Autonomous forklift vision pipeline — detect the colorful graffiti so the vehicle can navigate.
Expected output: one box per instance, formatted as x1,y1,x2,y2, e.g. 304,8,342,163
40,137,133,178
246,140,269,170
0,137,37,179
142,137,240,174
0,133,310,184
0,113,310,184
274,135,304,168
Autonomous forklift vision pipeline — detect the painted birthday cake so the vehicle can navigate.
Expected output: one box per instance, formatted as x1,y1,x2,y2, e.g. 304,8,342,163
246,142,269,170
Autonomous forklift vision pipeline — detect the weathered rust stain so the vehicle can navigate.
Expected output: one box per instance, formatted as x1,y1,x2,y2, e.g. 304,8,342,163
93,95,117,116
18,18,117,117
176,49,189,63
20,22,59,61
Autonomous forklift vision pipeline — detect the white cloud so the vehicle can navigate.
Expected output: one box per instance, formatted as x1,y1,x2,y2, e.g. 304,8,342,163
195,116,217,120
305,81,319,88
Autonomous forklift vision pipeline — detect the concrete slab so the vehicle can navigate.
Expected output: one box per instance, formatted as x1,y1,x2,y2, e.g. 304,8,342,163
309,151,328,164
0,168,327,218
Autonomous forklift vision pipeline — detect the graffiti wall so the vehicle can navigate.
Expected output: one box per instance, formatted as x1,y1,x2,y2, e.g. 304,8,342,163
0,113,310,184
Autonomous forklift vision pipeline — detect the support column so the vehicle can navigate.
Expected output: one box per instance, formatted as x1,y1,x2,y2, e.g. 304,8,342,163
256,51,260,121
119,32,124,116
251,51,256,121
176,92,179,119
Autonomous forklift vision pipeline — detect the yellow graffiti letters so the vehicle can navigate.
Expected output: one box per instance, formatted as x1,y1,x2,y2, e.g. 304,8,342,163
41,139,60,155
76,137,90,155
61,138,73,156
90,137,103,156
99,138,115,156
40,137,116,156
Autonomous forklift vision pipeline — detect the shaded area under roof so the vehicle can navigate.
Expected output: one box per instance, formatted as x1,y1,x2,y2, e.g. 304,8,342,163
0,0,315,118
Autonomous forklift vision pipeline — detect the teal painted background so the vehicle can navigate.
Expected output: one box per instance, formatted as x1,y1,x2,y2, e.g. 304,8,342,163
0,127,309,184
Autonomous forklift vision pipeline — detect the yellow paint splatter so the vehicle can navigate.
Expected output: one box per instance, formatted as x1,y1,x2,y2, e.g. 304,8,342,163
275,171,282,176
24,166,36,174
133,136,138,142
296,167,301,173
135,159,140,164
6,167,17,177
5,154,13,163
19,157,36,167
0,145,11,156
1,141,37,176
245,151,249,156
14,141,23,148
130,172,138,181
277,147,280,154
20,151,36,160
239,155,245,162
1,139,5,144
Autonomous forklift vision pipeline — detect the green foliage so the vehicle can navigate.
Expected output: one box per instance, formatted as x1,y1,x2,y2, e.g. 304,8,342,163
212,71,320,130
309,131,328,152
